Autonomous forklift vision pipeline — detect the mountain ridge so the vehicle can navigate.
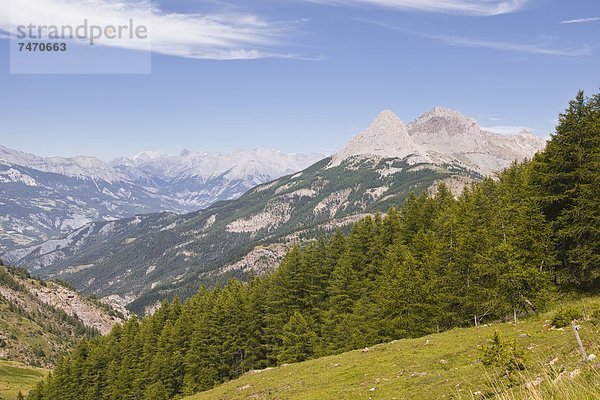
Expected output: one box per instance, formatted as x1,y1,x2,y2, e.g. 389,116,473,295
331,107,547,175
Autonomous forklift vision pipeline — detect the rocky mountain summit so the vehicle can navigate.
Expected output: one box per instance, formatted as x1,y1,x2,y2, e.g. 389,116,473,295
331,107,546,175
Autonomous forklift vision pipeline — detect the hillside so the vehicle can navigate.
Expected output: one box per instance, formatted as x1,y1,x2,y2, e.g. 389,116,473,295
186,295,600,400
3,107,544,313
0,265,126,368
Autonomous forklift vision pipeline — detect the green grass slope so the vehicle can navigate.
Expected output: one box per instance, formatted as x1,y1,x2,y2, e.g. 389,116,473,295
0,360,48,400
187,296,600,400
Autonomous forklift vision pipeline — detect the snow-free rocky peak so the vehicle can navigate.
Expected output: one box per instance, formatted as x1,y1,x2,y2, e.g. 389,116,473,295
408,106,480,136
330,107,547,175
330,110,420,166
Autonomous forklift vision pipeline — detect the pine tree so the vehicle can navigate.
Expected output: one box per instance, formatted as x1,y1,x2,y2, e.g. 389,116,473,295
321,257,360,352
491,163,554,318
182,289,219,394
242,277,270,371
214,280,249,382
376,243,435,339
532,90,600,284
143,382,169,400
278,311,317,363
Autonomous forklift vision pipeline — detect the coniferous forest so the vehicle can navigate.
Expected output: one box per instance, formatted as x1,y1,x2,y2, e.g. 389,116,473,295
28,91,599,400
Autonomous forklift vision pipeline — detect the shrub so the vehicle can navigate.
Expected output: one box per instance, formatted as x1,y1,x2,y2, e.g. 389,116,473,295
551,307,582,328
481,331,525,381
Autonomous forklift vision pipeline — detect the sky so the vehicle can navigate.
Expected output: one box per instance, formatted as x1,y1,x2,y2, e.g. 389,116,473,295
0,0,598,161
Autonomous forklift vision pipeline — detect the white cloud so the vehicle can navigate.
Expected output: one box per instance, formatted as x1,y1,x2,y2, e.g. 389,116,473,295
427,34,594,56
357,19,594,57
560,17,600,24
0,0,289,60
308,0,528,16
481,125,533,135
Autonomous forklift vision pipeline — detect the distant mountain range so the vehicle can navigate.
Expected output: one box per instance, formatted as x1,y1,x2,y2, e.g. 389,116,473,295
111,148,324,208
0,146,324,253
2,107,547,314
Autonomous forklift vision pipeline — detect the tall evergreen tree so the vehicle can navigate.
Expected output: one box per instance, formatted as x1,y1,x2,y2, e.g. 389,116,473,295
278,311,318,363
532,90,600,284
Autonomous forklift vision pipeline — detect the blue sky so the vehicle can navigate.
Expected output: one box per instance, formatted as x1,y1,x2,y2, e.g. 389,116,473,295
0,0,598,160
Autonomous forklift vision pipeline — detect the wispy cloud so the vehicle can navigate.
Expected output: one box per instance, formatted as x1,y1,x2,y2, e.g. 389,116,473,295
427,33,594,56
560,17,600,24
0,0,291,60
307,0,528,16
481,125,533,135
358,19,594,57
